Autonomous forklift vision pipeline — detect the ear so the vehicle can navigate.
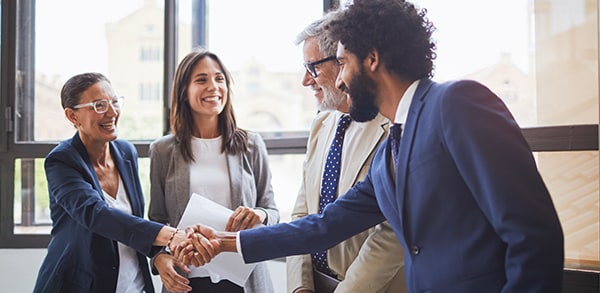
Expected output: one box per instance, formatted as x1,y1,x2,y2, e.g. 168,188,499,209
64,108,79,127
364,49,380,72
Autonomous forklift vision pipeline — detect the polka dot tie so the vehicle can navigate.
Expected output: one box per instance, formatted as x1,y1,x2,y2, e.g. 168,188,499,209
389,123,402,166
311,114,352,278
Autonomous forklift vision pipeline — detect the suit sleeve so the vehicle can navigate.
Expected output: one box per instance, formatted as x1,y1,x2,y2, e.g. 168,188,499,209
148,140,169,225
440,80,564,291
240,172,385,264
248,132,279,225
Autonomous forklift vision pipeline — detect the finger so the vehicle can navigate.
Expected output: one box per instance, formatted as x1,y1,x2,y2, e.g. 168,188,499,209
158,257,191,292
226,207,245,231
186,244,202,267
163,274,192,293
238,211,261,231
191,233,216,264
175,258,192,274
178,244,197,267
172,242,184,259
231,208,255,231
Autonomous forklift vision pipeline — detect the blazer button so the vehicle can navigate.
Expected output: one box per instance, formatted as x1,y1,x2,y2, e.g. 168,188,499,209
410,245,421,255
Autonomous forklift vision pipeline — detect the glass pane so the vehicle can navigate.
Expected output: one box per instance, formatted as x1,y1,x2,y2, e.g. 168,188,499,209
138,157,151,218
411,0,598,127
14,158,51,235
268,154,305,223
178,0,323,133
536,151,600,270
28,0,164,142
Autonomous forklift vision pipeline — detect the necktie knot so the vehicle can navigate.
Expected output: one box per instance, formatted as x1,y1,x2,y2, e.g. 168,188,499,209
337,115,352,133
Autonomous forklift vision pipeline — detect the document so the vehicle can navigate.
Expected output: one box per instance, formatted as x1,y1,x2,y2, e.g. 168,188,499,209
177,193,257,287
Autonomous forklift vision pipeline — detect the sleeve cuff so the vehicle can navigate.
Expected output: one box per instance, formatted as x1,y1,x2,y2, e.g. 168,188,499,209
236,231,243,259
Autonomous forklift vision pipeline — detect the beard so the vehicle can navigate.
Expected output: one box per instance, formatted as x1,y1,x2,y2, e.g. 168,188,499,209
346,68,379,122
318,84,345,112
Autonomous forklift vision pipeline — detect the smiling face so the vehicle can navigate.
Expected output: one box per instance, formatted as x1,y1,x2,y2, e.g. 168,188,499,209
187,56,228,121
301,37,347,112
335,43,379,122
66,80,119,146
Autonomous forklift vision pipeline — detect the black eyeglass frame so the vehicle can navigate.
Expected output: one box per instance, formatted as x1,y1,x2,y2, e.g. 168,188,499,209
304,56,337,78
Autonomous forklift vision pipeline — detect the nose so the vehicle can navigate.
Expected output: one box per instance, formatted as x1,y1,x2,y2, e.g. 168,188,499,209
335,74,344,91
206,78,219,90
106,102,119,116
301,70,314,87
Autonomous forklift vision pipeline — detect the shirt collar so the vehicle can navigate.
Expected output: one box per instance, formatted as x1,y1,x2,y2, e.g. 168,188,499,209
394,79,420,125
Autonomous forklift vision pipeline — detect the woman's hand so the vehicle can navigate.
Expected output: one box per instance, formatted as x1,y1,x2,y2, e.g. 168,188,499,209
225,206,263,232
176,227,220,267
154,252,192,293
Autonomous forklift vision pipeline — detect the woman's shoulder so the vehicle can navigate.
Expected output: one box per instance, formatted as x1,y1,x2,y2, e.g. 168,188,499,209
245,130,266,149
150,134,177,149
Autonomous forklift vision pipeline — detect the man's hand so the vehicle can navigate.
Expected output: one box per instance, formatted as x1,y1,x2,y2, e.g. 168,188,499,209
176,225,221,266
154,252,192,293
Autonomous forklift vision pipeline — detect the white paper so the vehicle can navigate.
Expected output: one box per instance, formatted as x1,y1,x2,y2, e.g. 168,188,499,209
177,193,257,287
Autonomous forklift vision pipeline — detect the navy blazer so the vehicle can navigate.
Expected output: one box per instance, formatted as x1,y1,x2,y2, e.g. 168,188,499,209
239,79,564,292
33,133,163,293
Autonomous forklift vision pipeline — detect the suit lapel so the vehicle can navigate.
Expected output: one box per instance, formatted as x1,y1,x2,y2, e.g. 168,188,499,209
306,114,337,213
227,152,243,209
338,114,388,191
111,142,141,216
395,79,432,226
172,145,191,218
72,133,106,202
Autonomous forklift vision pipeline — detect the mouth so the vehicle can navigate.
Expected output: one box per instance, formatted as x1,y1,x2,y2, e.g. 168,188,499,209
202,95,221,102
100,121,116,130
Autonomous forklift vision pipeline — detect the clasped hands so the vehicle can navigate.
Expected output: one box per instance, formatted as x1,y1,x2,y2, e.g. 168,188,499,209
156,206,261,292
171,224,221,267
172,205,261,265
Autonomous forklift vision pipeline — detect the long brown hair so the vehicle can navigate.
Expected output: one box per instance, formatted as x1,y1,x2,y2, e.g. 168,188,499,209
170,48,248,162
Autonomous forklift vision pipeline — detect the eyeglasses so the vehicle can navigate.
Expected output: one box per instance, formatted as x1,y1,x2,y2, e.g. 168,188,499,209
73,96,124,114
304,56,337,78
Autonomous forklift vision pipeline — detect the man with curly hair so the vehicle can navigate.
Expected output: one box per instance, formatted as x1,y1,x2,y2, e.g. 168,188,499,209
181,1,565,292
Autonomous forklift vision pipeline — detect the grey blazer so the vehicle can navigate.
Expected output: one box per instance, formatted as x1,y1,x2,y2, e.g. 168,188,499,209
149,131,279,293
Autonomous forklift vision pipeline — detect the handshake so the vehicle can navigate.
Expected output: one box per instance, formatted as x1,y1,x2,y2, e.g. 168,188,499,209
156,205,263,292
167,204,263,265
170,224,234,267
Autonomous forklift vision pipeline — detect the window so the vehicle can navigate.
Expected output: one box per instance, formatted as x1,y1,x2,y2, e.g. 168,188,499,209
139,82,161,101
1,0,598,275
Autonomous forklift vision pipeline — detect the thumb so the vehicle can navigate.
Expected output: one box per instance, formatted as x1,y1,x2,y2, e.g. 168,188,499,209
174,258,191,274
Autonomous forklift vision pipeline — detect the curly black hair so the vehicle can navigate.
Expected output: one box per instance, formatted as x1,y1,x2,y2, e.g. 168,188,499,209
326,0,436,80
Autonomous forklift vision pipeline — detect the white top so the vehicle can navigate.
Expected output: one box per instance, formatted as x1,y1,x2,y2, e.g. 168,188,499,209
189,135,232,278
102,176,145,293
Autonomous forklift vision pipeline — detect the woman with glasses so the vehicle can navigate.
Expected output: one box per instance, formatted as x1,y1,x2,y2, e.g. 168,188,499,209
149,48,279,293
33,72,210,293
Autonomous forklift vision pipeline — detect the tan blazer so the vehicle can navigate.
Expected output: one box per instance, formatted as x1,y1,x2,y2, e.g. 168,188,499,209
149,132,279,293
286,112,406,293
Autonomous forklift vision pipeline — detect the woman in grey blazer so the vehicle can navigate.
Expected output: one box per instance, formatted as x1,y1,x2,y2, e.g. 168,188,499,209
149,48,279,293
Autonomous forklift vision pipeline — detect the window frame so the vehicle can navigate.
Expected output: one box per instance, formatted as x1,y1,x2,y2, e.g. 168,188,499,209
0,0,597,250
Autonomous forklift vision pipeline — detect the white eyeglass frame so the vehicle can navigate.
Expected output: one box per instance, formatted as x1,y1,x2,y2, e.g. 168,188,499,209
72,96,124,114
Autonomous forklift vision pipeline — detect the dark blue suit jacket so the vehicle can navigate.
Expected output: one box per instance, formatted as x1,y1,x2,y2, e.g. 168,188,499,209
33,133,163,293
240,79,564,292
